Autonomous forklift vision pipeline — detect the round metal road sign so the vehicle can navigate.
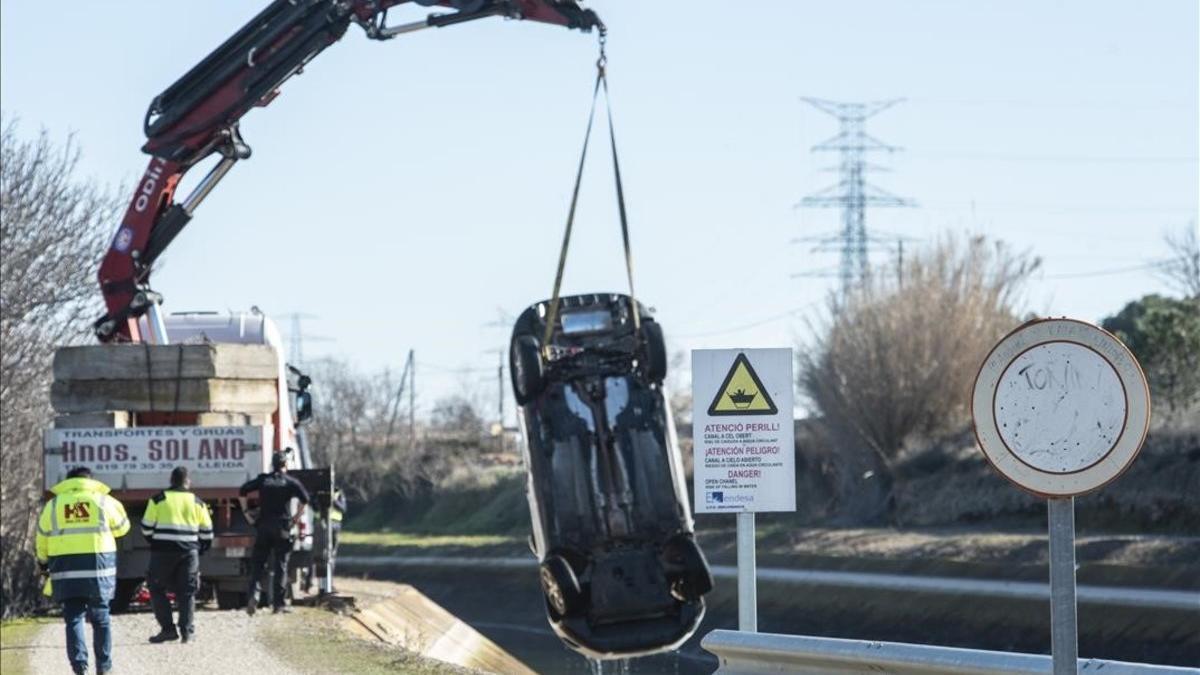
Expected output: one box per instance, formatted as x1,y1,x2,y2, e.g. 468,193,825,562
972,318,1150,497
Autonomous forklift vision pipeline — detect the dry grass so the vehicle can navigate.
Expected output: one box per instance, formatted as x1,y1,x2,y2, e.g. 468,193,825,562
0,617,54,675
800,234,1039,472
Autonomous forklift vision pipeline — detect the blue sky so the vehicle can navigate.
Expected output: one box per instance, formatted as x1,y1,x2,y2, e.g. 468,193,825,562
2,1,1196,421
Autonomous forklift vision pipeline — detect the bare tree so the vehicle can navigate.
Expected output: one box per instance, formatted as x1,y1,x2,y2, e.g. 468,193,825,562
430,395,485,437
1158,223,1200,300
798,235,1039,521
1,116,120,616
304,358,409,500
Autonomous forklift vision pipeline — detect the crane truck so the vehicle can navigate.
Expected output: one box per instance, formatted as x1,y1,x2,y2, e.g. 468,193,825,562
43,0,601,611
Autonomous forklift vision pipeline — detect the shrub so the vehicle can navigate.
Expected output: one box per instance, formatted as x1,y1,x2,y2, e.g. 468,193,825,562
1101,294,1200,416
798,235,1039,520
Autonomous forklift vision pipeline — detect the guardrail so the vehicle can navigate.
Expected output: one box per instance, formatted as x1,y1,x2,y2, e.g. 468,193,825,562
701,630,1197,674
338,555,1200,613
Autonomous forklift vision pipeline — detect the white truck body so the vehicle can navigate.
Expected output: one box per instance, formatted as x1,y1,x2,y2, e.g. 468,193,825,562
42,310,317,610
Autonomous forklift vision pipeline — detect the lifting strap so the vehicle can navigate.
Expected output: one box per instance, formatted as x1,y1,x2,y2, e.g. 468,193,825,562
542,31,640,353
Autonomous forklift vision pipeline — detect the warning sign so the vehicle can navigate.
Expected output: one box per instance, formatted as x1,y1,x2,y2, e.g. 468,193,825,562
692,349,795,513
707,353,778,416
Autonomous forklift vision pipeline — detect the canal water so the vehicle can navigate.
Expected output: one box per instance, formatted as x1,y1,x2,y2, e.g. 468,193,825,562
342,559,1199,673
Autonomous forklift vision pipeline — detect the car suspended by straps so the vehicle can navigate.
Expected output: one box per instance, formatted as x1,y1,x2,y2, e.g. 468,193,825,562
510,293,714,658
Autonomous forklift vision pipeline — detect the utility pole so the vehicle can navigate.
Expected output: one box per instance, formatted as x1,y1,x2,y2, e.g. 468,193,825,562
409,353,416,448
795,98,915,297
483,308,516,428
495,349,505,424
384,349,416,450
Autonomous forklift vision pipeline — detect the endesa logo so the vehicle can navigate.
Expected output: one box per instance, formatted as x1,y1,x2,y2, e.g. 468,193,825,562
62,502,91,522
706,491,752,506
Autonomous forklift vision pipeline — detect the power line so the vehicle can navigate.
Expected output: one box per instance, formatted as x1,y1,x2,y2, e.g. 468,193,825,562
908,151,1197,164
675,302,820,339
1041,260,1169,279
416,361,495,373
915,202,1195,214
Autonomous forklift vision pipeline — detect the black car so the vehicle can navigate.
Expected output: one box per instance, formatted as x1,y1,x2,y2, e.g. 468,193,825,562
509,293,713,658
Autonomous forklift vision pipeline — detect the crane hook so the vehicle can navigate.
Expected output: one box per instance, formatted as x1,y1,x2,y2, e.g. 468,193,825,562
596,26,607,73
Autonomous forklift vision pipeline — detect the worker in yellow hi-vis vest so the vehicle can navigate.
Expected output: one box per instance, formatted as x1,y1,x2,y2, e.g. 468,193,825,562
36,466,130,675
142,466,214,644
305,485,347,595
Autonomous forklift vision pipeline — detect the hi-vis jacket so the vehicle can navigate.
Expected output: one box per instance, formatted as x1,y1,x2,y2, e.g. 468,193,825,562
330,489,346,524
141,490,214,553
36,477,130,602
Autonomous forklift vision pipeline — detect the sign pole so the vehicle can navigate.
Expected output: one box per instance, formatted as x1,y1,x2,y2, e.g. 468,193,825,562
1048,497,1078,675
693,348,794,635
736,511,757,632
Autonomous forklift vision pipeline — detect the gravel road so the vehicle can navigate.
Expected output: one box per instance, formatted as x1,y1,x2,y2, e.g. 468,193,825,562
26,608,300,675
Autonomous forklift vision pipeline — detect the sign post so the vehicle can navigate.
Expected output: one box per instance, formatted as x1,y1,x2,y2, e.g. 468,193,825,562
693,348,795,633
972,319,1150,675
1047,497,1077,672
735,511,757,632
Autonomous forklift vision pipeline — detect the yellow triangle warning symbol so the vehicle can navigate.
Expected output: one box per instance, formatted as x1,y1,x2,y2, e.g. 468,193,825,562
707,353,778,416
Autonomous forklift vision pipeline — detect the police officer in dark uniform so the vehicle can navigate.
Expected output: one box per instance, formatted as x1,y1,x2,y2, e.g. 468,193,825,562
239,451,309,615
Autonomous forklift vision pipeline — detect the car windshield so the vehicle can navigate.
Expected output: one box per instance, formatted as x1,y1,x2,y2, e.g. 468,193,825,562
561,309,612,335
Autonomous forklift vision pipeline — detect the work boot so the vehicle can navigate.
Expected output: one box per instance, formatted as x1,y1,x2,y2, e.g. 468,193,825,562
181,630,193,644
272,605,292,614
148,628,179,643
245,600,256,616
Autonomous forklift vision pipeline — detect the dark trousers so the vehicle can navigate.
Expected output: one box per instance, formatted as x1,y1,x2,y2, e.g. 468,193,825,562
149,549,199,634
62,597,111,674
247,526,292,608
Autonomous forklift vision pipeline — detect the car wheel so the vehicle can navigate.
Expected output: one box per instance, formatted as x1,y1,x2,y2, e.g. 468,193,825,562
511,335,545,404
640,320,668,382
216,590,246,610
110,578,142,614
539,555,582,620
668,536,714,602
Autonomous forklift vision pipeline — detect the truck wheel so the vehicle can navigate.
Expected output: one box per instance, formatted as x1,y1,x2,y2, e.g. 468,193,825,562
217,590,246,610
110,578,142,614
539,555,582,620
511,335,544,405
640,320,668,382
667,536,714,602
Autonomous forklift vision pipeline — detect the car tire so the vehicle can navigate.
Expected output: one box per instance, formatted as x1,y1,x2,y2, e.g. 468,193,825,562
110,578,142,614
512,335,545,404
668,536,714,602
216,590,246,610
539,555,583,620
640,320,668,382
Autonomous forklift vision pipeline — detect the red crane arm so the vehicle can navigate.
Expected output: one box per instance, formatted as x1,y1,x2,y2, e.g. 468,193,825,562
94,0,600,341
